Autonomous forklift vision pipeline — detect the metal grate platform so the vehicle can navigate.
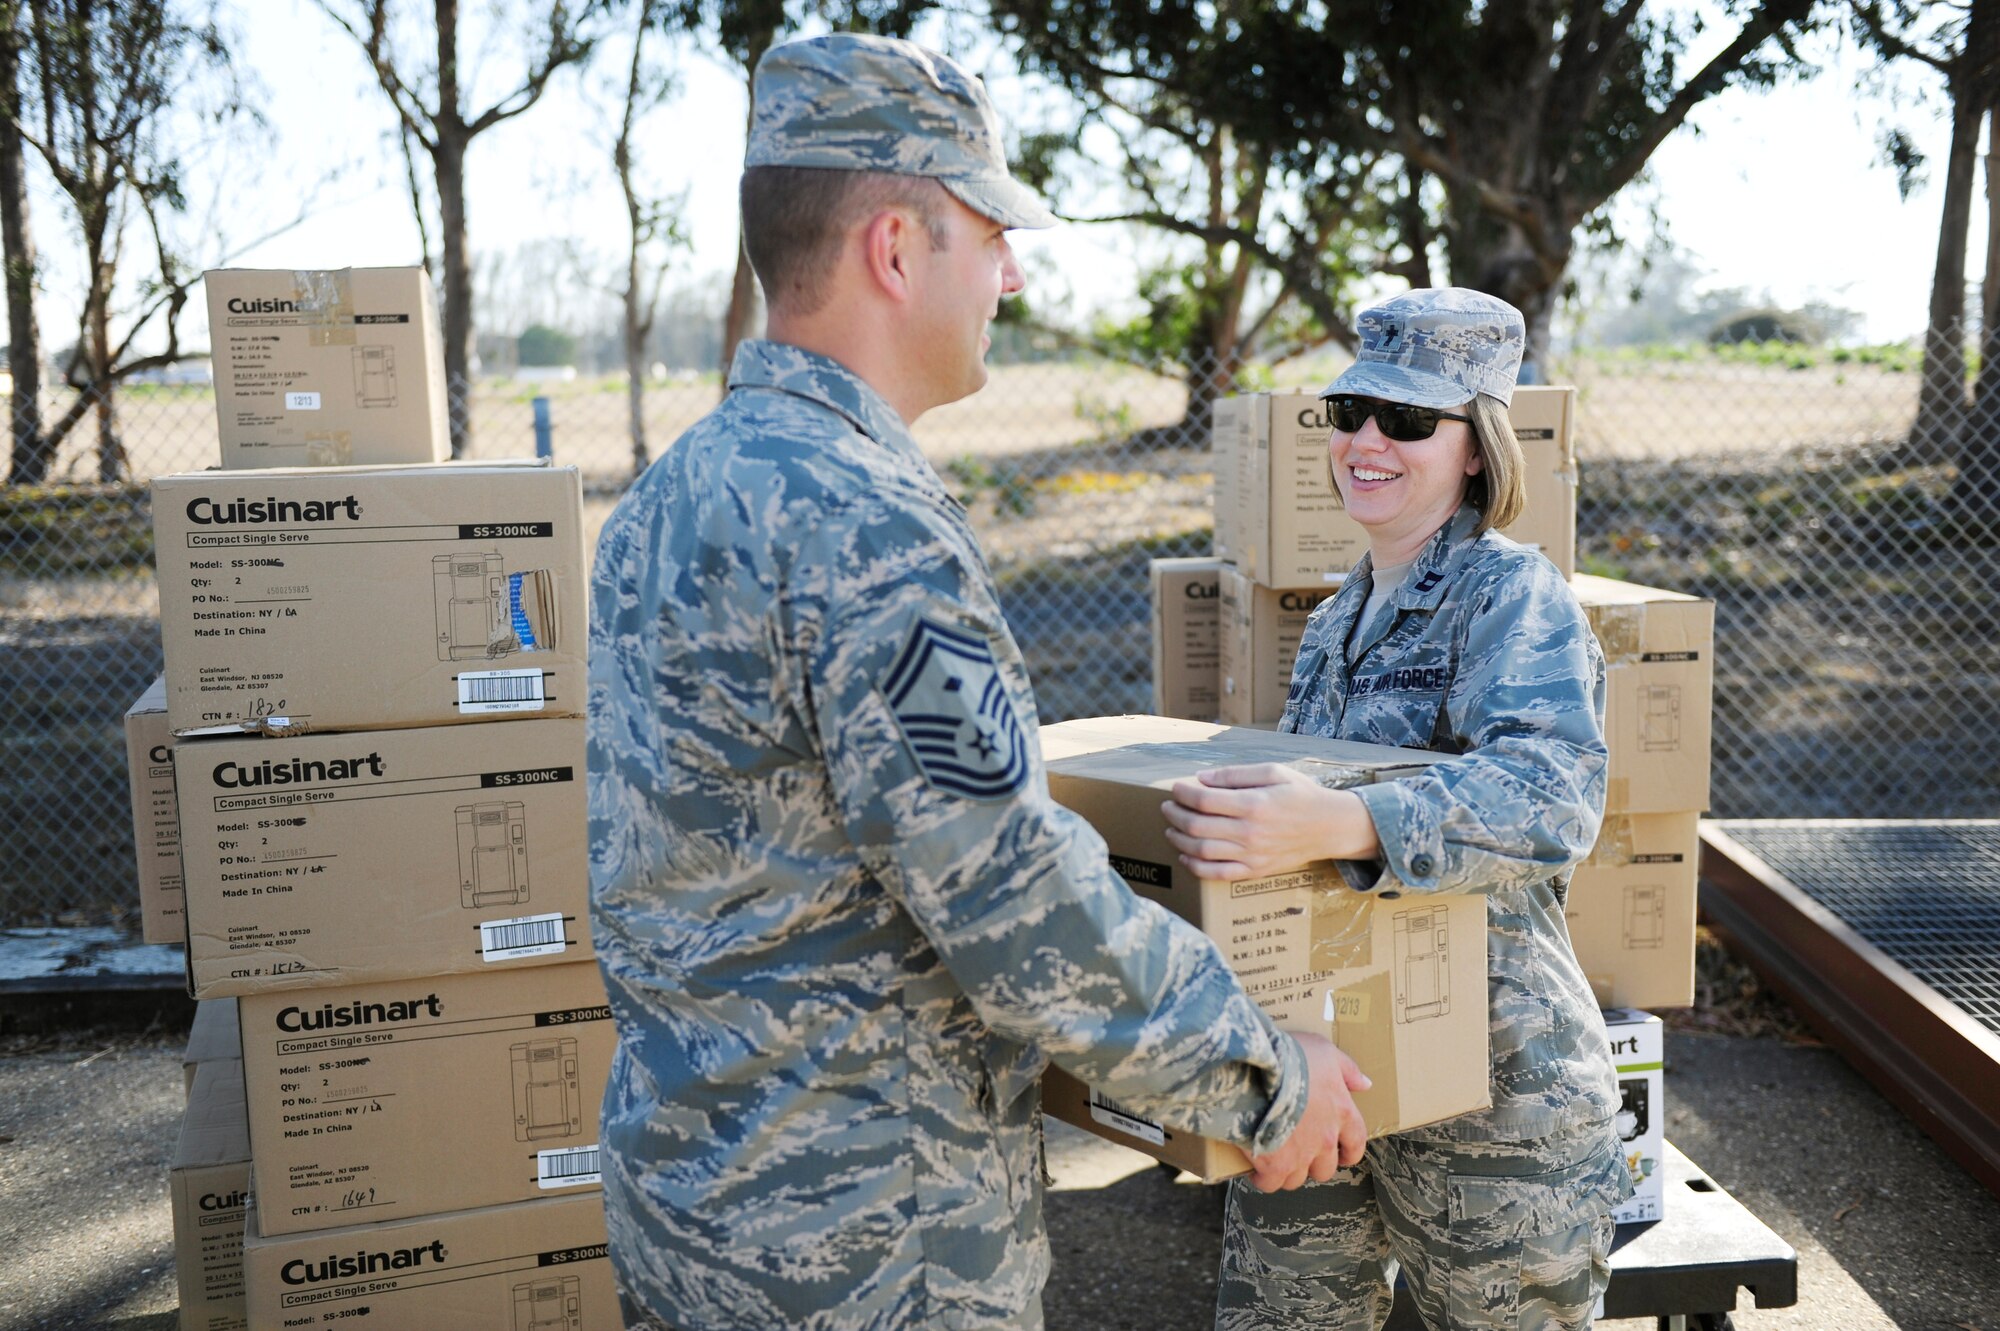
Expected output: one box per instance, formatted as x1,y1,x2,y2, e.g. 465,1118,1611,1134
1714,821,2000,1038
1701,820,2000,1200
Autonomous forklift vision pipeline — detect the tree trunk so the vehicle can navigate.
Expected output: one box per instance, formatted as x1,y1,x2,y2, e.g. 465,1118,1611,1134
88,269,120,481
434,0,471,457
0,2,43,485
1915,87,1982,461
1445,214,1566,381
720,31,776,382
1951,99,2000,526
434,130,473,457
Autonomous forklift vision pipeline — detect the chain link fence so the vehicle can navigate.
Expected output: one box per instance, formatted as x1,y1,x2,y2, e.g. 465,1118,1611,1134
4,331,1997,926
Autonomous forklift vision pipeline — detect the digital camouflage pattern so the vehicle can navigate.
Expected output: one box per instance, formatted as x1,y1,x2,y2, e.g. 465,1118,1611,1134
1225,503,1630,1327
587,340,1307,1331
1280,503,1622,1143
1216,1122,1627,1330
1317,288,1526,409
747,33,1057,230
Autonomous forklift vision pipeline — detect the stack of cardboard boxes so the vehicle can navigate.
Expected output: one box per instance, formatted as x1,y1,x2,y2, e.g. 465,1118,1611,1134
132,268,621,1330
1131,384,1713,1220
1199,388,1581,727
1036,716,1493,1179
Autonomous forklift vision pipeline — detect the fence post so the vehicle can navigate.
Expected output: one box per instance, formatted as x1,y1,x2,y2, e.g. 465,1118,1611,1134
532,396,553,459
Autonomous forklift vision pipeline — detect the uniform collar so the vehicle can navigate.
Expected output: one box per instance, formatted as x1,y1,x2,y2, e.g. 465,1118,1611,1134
1334,503,1486,666
726,339,925,466
1395,503,1487,610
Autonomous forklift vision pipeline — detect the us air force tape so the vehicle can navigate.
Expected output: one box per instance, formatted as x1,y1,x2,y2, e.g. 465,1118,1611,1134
883,615,1031,800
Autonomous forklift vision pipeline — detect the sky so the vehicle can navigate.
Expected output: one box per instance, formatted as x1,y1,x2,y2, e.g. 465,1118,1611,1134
21,1,1975,353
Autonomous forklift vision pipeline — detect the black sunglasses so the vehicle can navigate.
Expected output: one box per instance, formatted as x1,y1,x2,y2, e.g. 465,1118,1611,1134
1324,394,1471,442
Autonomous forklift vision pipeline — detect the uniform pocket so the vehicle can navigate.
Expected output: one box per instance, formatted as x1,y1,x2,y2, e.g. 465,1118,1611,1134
1442,1149,1627,1329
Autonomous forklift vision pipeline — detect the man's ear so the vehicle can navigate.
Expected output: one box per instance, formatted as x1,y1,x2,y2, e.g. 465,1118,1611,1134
860,209,914,305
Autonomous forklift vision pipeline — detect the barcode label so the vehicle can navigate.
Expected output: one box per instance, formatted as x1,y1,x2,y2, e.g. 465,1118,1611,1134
536,1144,601,1189
1088,1089,1165,1146
480,912,566,961
457,668,547,714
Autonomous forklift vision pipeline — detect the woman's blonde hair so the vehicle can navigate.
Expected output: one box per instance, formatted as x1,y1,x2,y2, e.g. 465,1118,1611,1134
1465,395,1526,531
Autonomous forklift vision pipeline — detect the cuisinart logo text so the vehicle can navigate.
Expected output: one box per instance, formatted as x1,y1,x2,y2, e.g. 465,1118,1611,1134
227,296,301,314
184,494,363,525
212,753,383,789
281,1240,448,1286
199,1188,248,1212
276,992,442,1032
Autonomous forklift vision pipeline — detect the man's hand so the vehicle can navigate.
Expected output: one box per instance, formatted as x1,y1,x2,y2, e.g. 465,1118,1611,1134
1247,1032,1371,1192
1162,764,1380,881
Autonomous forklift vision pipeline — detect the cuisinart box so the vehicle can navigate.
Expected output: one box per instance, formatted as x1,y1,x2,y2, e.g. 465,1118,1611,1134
205,267,450,469
1150,557,1222,721
176,718,588,998
1213,386,1578,586
152,461,584,737
1564,812,1699,1010
1218,567,1334,727
1570,574,1715,814
1602,1007,1665,1223
124,676,184,943
242,1191,617,1331
238,962,611,1237
1036,716,1488,1179
172,1056,252,1331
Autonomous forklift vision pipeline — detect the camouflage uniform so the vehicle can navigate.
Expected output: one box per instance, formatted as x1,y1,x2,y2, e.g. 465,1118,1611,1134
1216,291,1630,1331
589,334,1310,1324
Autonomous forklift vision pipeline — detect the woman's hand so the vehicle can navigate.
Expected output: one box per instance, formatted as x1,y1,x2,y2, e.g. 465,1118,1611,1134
1160,763,1381,882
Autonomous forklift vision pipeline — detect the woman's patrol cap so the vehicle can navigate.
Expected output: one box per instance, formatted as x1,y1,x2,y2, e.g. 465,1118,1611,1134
1319,287,1526,408
746,33,1057,231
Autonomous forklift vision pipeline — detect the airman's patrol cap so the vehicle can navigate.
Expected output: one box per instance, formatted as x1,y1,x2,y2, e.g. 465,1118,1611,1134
746,33,1057,230
1319,287,1526,408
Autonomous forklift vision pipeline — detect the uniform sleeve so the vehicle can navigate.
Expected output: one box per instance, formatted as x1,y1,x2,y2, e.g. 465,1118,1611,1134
1345,560,1608,896
778,491,1307,1154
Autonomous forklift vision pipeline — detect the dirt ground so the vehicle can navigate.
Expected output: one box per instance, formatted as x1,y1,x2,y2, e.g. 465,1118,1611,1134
21,351,1926,487
3,984,1994,1331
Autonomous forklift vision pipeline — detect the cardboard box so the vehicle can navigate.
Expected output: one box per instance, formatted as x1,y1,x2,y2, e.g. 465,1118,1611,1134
172,1057,251,1331
238,962,610,1236
242,1191,616,1330
1570,575,1715,814
125,677,184,943
1217,566,1334,726
151,461,585,738
1150,557,1222,720
1602,1008,1665,1223
1036,716,1488,1179
176,718,589,998
1500,387,1579,574
205,267,449,469
1213,386,1578,586
184,998,243,1097
1563,812,1699,1010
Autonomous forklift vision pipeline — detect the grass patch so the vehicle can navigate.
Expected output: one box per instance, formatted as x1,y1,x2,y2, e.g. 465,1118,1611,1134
0,485,152,575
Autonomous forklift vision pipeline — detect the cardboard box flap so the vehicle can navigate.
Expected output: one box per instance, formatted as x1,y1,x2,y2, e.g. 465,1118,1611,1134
182,997,241,1068
1041,714,1433,786
174,1057,249,1172
1570,573,1716,666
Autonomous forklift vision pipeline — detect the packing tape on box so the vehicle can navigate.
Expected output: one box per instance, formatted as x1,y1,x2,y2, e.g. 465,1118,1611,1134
1586,603,1645,665
302,431,353,466
1330,970,1397,1121
1587,815,1638,867
1298,759,1374,790
294,267,357,347
1311,885,1373,972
